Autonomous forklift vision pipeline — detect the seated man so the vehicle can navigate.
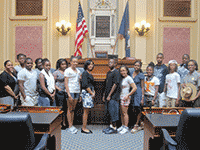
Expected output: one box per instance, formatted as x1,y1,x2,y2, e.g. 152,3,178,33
18,58,38,106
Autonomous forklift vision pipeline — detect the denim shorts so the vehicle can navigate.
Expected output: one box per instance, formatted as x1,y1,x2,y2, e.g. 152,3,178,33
69,93,80,100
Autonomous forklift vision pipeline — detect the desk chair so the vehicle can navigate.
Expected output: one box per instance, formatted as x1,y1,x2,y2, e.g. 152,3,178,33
0,113,48,150
160,108,200,150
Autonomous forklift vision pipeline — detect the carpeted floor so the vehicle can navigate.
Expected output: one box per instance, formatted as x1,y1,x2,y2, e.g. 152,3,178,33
61,125,144,150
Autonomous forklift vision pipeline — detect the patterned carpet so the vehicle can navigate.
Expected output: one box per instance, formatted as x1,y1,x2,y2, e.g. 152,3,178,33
61,125,144,150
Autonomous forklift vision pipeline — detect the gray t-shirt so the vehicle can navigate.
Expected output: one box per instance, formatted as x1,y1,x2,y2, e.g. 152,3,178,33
17,68,38,96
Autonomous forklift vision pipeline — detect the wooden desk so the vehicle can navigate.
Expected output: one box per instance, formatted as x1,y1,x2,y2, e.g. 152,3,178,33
144,114,180,150
9,108,63,150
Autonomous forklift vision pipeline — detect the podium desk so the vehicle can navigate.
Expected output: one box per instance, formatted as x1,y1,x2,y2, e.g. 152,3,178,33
144,114,180,150
8,112,62,150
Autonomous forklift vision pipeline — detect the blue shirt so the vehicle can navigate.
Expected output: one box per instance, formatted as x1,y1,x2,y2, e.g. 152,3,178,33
154,64,168,93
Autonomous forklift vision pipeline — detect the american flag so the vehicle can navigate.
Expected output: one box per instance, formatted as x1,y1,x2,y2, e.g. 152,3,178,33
74,2,88,57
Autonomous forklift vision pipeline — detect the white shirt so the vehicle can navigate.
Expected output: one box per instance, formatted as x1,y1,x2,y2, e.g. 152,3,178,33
14,65,23,73
64,67,81,93
17,68,38,96
145,76,160,96
166,72,181,99
120,75,134,100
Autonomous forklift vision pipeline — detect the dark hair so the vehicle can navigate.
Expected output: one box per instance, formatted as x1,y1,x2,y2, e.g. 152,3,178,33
42,58,50,65
24,57,32,63
4,60,11,67
133,60,143,73
168,62,178,72
157,53,164,57
70,56,78,61
35,58,43,68
109,58,118,64
187,59,198,71
56,58,68,70
119,65,130,77
183,54,190,60
17,53,26,60
146,62,155,70
84,59,94,71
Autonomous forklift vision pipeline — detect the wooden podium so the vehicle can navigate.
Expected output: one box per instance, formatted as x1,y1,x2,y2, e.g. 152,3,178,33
66,58,139,124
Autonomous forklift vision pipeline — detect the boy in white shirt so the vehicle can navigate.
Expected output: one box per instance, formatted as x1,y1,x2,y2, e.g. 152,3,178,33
164,60,181,107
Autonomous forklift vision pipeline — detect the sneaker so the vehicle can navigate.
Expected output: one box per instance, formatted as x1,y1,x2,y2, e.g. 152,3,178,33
117,125,125,132
104,127,117,134
102,124,113,133
119,126,129,135
67,126,78,134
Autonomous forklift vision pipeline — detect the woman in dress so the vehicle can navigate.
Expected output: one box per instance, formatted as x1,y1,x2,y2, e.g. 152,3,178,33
117,65,137,134
131,60,145,133
0,60,18,108
81,59,95,134
38,58,56,106
53,58,68,128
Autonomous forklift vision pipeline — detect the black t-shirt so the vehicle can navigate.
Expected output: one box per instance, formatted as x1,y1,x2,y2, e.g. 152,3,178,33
104,69,121,100
0,71,17,98
81,70,94,90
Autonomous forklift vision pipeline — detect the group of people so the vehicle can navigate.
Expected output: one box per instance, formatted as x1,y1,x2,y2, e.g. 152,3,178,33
0,52,199,135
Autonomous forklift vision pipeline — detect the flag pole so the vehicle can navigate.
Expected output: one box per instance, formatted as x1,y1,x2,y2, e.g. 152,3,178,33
87,35,94,58
112,36,119,55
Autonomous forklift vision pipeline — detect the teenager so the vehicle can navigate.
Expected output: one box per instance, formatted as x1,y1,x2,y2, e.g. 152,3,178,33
178,54,190,84
144,62,160,107
117,65,137,134
164,60,181,107
38,58,56,106
0,60,18,108
154,53,168,93
53,58,68,128
81,60,95,134
64,56,81,134
102,59,121,134
18,58,38,106
182,60,200,107
131,61,145,133
14,53,26,74
35,58,43,79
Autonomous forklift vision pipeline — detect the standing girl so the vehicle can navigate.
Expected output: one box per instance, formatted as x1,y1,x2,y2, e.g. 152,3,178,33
38,58,56,106
81,60,95,134
164,60,181,107
131,61,145,133
144,62,160,107
117,65,137,134
53,58,68,128
182,60,200,107
64,56,81,134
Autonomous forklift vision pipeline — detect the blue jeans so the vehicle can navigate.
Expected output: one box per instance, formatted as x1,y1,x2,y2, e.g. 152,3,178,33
108,99,119,123
38,96,56,106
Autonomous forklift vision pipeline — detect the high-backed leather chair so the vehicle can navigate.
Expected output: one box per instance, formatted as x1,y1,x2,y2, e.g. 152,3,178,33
0,113,48,150
160,108,200,150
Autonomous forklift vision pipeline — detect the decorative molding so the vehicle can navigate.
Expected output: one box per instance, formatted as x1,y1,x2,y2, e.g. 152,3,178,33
11,0,47,20
92,0,116,10
160,24,193,57
159,0,198,22
12,23,46,63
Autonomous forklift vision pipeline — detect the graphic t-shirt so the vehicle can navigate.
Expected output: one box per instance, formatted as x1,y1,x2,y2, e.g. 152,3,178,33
144,76,160,96
165,72,180,99
120,75,134,100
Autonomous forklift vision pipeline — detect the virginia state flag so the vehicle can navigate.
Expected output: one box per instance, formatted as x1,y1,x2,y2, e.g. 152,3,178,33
118,1,130,57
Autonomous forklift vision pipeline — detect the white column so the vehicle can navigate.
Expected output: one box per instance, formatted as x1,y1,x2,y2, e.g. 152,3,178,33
135,0,146,64
59,0,70,58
